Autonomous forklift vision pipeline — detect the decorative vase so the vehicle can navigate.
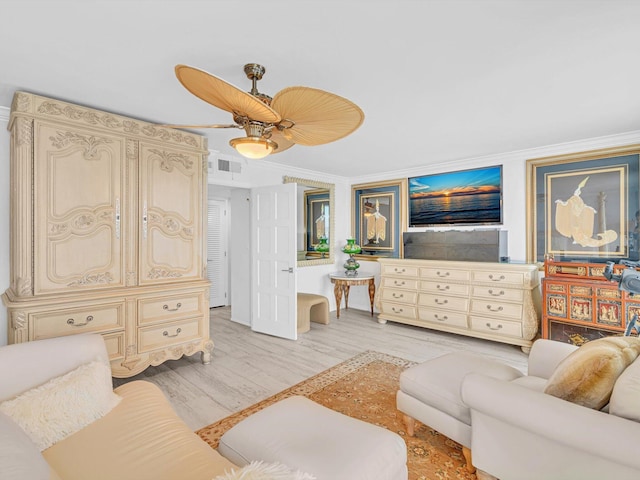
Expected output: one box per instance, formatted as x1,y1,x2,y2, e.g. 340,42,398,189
315,236,330,258
342,238,361,276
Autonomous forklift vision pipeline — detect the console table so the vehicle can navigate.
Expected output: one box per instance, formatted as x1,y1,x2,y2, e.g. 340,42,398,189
376,259,541,352
329,273,375,319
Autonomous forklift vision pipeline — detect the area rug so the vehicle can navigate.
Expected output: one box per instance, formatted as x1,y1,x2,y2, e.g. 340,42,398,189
197,350,476,480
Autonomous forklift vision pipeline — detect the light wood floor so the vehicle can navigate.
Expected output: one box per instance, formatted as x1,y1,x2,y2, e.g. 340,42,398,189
114,306,529,431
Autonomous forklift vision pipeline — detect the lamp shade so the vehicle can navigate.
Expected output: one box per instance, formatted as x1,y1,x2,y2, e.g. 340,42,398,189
229,137,278,159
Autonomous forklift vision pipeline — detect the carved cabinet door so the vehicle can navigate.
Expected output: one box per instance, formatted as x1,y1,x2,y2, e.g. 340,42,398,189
33,122,127,294
137,142,203,286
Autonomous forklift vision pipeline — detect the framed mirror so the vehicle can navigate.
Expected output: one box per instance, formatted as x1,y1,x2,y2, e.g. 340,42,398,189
284,176,335,267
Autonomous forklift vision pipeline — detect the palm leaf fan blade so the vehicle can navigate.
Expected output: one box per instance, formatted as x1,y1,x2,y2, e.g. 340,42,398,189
268,129,295,154
271,87,364,146
175,65,281,123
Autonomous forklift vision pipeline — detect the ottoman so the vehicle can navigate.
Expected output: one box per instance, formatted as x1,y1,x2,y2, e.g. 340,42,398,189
396,352,523,472
218,396,407,480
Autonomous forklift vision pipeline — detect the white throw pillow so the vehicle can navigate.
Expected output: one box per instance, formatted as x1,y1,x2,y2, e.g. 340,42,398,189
213,461,316,480
0,361,121,451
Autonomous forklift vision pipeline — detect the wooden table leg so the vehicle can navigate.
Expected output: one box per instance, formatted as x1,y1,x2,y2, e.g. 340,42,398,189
344,284,350,310
368,278,375,316
333,281,343,319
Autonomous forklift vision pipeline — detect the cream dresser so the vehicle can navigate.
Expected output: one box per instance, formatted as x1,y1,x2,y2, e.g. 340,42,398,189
2,92,212,377
376,258,541,352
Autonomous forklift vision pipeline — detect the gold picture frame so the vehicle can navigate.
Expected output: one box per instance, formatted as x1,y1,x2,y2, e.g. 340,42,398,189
526,145,640,264
351,179,407,259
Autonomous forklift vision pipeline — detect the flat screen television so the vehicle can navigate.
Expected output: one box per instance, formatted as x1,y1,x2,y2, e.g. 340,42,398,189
408,165,503,227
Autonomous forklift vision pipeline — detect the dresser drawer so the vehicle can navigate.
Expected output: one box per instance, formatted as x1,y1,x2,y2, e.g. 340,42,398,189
138,318,203,353
138,292,204,325
470,299,523,319
381,288,417,304
379,301,417,319
418,308,468,328
472,286,523,302
102,331,125,361
381,264,419,277
420,267,470,282
472,270,525,285
470,316,522,338
421,280,469,296
31,303,124,339
382,277,418,290
418,293,469,312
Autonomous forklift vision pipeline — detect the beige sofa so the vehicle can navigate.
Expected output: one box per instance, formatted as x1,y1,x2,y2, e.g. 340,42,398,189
0,334,239,480
461,339,640,480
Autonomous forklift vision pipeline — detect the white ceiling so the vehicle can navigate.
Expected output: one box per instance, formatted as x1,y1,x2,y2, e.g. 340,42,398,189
1,0,639,177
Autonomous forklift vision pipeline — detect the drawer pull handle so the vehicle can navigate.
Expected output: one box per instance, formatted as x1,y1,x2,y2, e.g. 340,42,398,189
394,280,406,286
488,290,505,296
434,314,448,321
486,305,504,312
391,307,404,313
435,299,448,305
394,268,406,273
67,315,93,327
489,274,505,282
486,323,503,331
392,293,404,299
437,285,450,291
436,271,450,277
163,328,182,337
163,302,182,312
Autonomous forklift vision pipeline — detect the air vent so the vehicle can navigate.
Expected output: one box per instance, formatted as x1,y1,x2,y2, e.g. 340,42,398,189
218,159,242,173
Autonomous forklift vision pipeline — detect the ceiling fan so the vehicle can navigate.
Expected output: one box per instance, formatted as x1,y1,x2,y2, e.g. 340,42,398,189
165,63,365,159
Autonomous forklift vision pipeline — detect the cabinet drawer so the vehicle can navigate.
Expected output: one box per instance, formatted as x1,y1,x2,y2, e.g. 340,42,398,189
421,280,469,296
102,331,125,361
382,277,418,290
472,271,525,285
138,318,203,353
418,308,468,328
381,288,417,304
381,264,419,277
470,299,523,319
418,293,469,312
470,316,522,338
379,301,416,319
472,286,524,302
420,267,470,282
32,303,124,339
139,292,204,325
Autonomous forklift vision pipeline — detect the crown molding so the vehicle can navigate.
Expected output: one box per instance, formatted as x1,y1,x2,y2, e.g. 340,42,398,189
350,129,640,184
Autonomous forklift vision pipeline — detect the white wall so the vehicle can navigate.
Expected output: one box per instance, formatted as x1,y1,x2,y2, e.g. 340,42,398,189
2,105,640,344
340,130,640,314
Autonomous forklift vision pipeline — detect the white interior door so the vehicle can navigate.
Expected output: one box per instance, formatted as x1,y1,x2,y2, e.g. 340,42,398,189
251,183,297,340
207,198,228,307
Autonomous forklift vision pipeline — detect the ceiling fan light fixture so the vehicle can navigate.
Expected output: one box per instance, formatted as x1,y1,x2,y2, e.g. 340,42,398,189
229,136,278,159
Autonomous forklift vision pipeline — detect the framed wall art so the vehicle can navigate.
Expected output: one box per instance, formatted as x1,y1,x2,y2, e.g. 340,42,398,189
351,179,407,259
408,165,503,227
526,145,640,264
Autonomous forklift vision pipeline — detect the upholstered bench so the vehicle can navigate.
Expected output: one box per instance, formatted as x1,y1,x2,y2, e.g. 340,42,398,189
218,395,408,480
297,293,330,333
396,352,523,473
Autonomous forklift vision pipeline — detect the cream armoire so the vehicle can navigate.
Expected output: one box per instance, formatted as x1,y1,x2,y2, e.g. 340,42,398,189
2,92,212,377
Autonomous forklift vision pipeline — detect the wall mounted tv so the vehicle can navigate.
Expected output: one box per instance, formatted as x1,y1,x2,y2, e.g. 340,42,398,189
408,165,503,227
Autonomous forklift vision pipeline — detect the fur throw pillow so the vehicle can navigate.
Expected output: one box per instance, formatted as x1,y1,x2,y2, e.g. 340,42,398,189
213,461,316,480
544,336,640,409
0,361,121,451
